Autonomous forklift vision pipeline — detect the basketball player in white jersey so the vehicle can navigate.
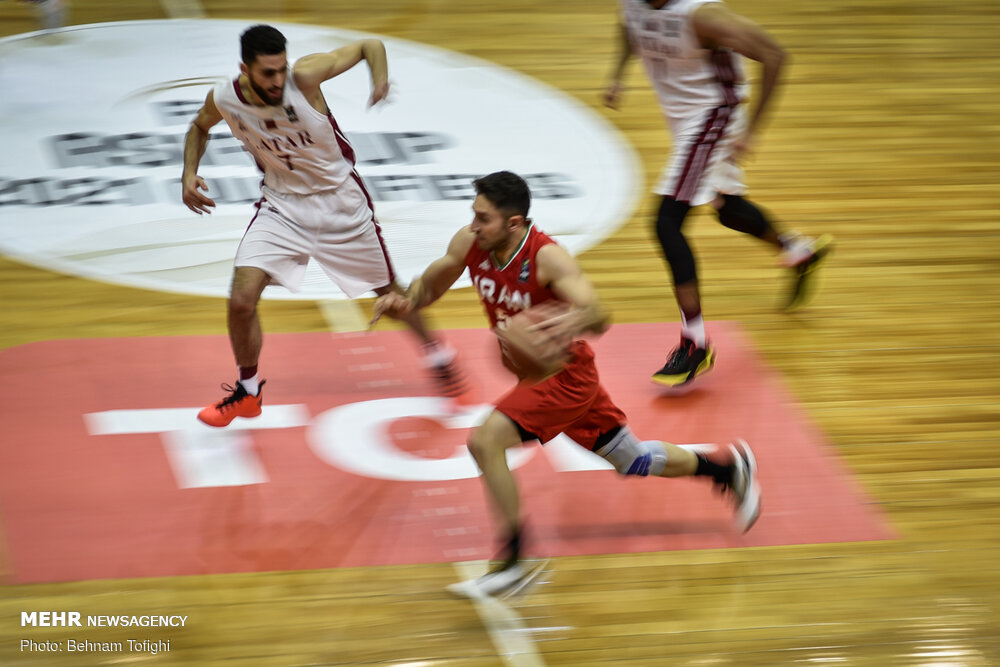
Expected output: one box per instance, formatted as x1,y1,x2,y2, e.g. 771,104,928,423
604,0,833,388
182,25,466,427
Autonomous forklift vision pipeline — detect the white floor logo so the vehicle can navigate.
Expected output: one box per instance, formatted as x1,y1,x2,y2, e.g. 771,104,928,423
0,20,639,300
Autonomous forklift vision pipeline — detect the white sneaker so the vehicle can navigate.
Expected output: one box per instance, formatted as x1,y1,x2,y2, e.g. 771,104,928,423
728,439,761,533
446,560,547,599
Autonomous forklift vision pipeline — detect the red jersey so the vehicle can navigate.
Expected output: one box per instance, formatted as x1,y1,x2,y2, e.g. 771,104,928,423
465,223,561,329
465,225,626,444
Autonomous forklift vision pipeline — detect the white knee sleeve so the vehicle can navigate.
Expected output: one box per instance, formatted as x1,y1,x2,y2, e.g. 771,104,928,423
594,427,667,477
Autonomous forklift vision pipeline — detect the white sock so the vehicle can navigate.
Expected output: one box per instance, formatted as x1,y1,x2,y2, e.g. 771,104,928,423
681,312,707,348
779,232,813,266
238,374,260,396
422,340,456,368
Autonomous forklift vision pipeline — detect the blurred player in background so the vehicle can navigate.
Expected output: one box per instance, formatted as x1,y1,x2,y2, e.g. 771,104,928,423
9,0,64,31
182,24,466,427
604,0,832,388
373,171,761,597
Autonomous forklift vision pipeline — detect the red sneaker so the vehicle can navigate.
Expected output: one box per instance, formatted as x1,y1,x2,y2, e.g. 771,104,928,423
197,380,265,427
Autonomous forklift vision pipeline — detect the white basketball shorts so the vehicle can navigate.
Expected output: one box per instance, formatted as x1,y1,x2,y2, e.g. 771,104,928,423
234,179,395,297
655,103,748,207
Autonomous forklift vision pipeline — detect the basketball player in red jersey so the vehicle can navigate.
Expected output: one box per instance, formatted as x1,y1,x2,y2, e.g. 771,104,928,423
181,25,466,427
372,171,761,597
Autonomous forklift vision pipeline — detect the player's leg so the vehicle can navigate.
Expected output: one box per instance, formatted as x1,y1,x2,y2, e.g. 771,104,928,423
708,107,833,310
714,193,782,248
373,283,470,401
572,383,760,533
198,200,307,427
446,410,539,598
467,410,526,553
652,195,715,387
198,266,271,427
591,425,761,533
712,192,833,310
449,355,606,598
227,266,270,387
650,108,737,387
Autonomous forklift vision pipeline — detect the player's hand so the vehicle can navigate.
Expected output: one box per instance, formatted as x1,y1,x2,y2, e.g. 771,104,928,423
182,175,216,215
496,302,576,379
370,291,414,326
731,133,756,162
368,81,390,108
602,80,624,109
525,301,580,342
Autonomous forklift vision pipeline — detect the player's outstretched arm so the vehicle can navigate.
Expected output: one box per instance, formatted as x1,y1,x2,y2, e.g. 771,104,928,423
294,39,389,106
182,89,223,214
371,226,474,325
603,21,634,109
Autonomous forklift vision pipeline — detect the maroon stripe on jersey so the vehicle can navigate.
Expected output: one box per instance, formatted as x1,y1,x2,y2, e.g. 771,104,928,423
672,106,732,203
241,197,266,240
325,110,393,282
347,170,396,284
326,111,357,165
711,50,741,107
233,77,250,105
369,213,397,285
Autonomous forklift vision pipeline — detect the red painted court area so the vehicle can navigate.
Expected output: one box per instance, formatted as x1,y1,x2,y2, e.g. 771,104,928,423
0,323,892,583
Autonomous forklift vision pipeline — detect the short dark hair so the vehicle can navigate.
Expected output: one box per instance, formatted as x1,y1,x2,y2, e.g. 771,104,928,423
473,171,531,218
240,25,287,65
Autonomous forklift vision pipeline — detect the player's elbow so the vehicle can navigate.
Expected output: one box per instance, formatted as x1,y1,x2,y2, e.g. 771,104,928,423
360,38,386,58
764,42,787,70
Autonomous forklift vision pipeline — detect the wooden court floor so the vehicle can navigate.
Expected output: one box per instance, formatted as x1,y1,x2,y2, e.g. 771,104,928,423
1,0,998,665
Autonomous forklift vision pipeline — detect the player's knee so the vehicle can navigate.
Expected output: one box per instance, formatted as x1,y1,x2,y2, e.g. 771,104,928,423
594,427,668,477
654,197,697,284
228,291,258,319
716,194,771,238
466,430,489,464
467,423,508,465
654,196,691,244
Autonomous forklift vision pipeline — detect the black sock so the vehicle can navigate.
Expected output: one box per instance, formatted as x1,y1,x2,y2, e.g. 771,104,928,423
500,526,522,566
695,455,732,486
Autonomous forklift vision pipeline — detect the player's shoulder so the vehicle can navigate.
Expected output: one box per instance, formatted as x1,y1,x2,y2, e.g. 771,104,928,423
523,223,557,249
531,227,564,257
449,225,477,258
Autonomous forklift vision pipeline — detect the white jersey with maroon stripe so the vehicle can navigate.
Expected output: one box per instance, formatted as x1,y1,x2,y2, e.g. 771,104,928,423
620,0,747,123
213,67,358,196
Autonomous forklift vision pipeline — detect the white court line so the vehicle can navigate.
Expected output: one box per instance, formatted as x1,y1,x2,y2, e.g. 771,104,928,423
452,561,547,667
159,0,206,18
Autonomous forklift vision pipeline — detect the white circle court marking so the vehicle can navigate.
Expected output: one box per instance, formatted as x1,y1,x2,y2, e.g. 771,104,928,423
0,20,641,301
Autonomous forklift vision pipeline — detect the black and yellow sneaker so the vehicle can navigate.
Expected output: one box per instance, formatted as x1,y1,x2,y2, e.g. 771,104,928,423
784,234,833,311
651,337,715,387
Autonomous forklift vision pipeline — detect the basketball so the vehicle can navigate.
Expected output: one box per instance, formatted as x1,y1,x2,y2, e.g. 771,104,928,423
497,301,574,380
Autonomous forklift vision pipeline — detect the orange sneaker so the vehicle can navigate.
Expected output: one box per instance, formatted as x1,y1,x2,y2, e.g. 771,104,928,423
197,380,265,427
